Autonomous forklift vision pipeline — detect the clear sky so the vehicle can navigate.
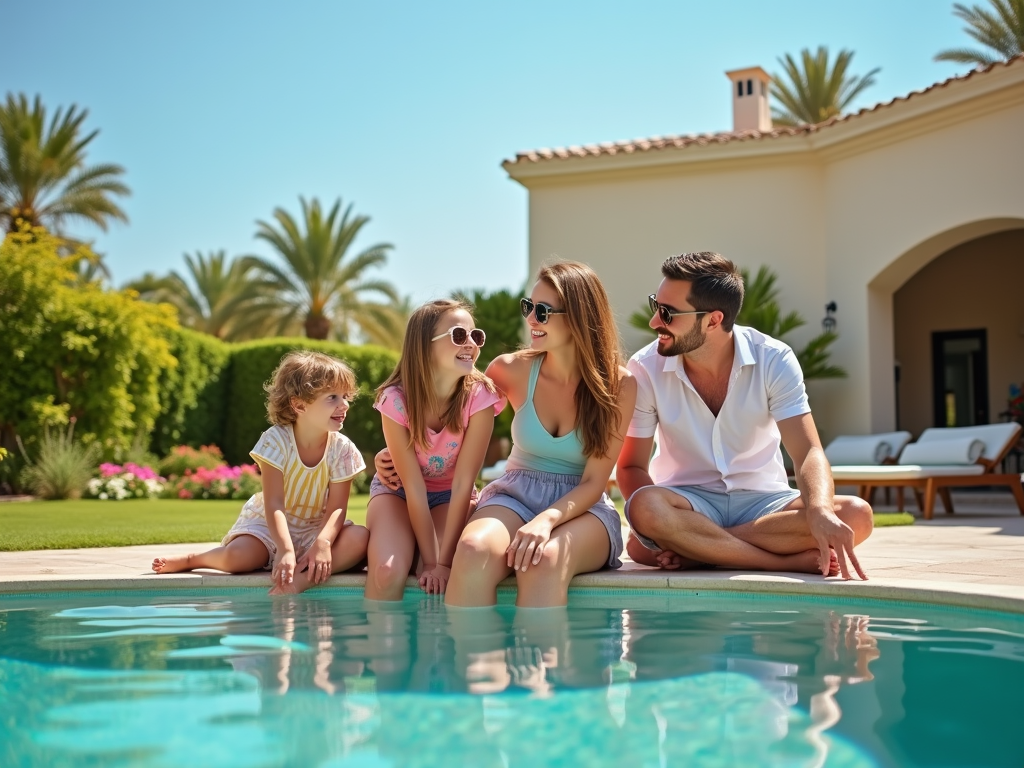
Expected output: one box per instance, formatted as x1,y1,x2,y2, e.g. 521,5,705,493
3,0,971,303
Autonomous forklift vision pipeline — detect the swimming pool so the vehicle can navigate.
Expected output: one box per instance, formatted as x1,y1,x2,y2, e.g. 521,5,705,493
0,588,1021,767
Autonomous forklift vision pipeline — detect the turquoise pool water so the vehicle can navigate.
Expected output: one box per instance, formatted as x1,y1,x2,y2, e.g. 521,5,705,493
0,588,1021,767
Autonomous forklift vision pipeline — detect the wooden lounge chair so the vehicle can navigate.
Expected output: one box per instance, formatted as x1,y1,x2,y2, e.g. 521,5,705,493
824,431,913,509
830,423,1024,520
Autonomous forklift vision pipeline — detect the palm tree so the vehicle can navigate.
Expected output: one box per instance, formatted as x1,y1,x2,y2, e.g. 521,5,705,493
248,197,399,341
771,47,880,126
347,295,414,350
628,265,845,380
130,251,275,340
0,94,129,234
936,0,1023,65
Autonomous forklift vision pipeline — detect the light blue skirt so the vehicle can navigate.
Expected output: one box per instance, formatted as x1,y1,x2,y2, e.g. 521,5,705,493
477,469,623,569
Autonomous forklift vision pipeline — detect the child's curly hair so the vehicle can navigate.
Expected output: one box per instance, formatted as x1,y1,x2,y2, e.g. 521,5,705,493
265,351,358,426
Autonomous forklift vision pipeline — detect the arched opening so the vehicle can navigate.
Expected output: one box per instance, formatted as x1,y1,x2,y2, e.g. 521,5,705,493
866,218,1024,435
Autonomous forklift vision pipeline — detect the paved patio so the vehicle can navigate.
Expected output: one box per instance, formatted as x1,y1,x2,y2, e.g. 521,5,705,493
2,491,1022,613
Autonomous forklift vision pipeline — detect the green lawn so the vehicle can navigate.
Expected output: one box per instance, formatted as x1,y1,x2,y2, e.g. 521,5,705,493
0,496,911,552
0,495,369,552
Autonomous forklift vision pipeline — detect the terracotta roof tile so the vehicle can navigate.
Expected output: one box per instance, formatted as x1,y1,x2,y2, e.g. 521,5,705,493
505,55,1024,166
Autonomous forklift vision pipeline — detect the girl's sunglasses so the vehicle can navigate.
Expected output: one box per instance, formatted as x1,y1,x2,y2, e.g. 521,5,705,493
648,294,708,326
432,325,486,347
520,298,566,324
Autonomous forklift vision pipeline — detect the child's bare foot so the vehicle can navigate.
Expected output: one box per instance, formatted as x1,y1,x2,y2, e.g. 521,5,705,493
268,574,313,596
151,554,194,574
783,548,840,576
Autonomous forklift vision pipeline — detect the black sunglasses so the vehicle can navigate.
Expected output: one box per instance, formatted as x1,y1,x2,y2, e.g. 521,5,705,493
432,325,486,347
520,298,566,324
648,294,708,326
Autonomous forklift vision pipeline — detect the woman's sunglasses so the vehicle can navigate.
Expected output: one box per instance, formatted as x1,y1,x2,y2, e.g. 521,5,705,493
648,294,708,326
520,298,567,324
432,325,486,347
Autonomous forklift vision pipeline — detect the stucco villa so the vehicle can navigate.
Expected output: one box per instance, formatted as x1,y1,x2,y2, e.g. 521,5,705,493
502,55,1024,444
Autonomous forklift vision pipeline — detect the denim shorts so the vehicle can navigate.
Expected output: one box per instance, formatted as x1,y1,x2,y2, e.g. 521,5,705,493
625,485,800,551
368,474,475,509
477,468,623,569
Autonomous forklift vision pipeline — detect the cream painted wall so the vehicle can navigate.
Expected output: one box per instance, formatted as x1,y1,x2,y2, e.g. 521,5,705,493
510,64,1024,443
894,229,1024,437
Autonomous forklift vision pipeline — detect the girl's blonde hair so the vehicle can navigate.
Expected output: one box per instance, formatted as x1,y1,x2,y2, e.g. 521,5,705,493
376,299,494,452
265,351,358,426
531,260,622,459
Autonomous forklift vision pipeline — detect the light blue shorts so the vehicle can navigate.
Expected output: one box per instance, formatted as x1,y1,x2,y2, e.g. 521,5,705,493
369,475,477,509
625,485,800,551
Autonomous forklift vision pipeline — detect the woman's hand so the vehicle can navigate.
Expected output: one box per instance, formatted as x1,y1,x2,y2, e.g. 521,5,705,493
272,548,296,587
299,538,334,585
374,448,402,491
418,564,451,595
506,514,554,572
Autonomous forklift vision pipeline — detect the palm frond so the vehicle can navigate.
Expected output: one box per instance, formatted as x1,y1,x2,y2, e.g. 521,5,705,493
936,0,1023,65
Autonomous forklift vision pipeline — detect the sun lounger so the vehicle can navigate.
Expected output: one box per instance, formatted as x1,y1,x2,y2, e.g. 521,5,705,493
824,431,913,507
830,423,1024,519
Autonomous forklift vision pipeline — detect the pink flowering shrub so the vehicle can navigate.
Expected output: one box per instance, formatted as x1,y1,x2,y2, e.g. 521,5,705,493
161,463,262,501
157,445,225,478
88,464,165,500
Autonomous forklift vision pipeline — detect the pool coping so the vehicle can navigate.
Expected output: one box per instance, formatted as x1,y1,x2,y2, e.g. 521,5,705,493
3,568,1023,615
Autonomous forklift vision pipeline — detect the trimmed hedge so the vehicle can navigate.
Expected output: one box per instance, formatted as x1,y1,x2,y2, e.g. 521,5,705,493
151,328,231,456
221,338,398,465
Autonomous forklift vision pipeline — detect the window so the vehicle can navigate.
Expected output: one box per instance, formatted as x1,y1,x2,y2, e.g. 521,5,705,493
737,81,743,98
746,79,753,96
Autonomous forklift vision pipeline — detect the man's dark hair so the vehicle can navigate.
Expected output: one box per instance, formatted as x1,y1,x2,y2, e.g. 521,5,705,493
661,252,744,331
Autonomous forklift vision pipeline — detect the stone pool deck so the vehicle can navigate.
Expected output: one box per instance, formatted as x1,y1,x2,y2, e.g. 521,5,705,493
2,493,1022,613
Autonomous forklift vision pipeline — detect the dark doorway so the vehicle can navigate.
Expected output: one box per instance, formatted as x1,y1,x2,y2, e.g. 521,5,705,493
931,329,989,427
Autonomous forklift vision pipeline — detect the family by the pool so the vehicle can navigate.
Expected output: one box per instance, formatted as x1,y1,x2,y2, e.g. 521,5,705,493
152,251,873,603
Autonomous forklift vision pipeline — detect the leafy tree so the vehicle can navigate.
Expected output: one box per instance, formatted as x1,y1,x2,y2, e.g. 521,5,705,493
628,265,846,380
771,47,879,126
936,0,1023,65
0,94,129,234
129,250,275,340
247,197,399,341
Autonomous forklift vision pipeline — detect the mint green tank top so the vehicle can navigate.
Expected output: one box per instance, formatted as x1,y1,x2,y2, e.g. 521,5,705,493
506,355,588,475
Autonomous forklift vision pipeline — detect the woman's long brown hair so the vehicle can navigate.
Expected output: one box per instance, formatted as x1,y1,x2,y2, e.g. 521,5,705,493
375,299,494,452
533,261,622,459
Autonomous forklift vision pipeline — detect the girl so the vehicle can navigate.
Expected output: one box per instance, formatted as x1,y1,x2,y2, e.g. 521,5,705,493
152,351,369,595
365,299,505,600
445,261,637,608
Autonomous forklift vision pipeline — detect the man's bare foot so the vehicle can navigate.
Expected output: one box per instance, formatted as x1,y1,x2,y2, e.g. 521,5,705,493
625,535,703,570
152,554,194,574
783,548,840,576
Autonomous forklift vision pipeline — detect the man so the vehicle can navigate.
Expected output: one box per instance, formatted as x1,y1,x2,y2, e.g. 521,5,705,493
616,252,872,580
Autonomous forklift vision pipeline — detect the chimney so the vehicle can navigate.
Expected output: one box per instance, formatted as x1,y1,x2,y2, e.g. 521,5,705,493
725,67,772,133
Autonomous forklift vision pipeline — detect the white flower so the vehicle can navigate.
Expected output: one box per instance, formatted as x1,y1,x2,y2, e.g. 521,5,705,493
88,479,102,493
99,492,108,500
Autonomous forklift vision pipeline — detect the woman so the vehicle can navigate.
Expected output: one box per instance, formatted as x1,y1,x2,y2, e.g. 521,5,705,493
445,261,636,607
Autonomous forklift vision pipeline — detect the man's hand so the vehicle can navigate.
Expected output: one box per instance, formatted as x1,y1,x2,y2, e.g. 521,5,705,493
374,448,402,491
808,507,867,580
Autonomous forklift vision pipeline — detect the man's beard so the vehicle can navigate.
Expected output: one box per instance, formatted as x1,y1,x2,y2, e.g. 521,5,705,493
656,320,706,357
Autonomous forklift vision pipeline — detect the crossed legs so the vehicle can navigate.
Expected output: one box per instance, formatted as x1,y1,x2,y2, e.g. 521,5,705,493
445,506,610,608
626,488,873,575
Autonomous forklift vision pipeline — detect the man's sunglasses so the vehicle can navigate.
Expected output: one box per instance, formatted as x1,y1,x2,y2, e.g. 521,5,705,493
432,325,486,347
648,294,708,326
520,298,567,324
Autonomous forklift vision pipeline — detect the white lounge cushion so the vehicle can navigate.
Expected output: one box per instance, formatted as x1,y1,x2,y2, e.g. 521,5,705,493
899,437,985,465
831,464,986,481
825,431,912,466
916,423,1021,463
480,460,507,482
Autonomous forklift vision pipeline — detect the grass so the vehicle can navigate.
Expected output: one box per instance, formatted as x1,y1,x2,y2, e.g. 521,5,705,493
0,495,369,552
873,512,915,527
0,496,913,552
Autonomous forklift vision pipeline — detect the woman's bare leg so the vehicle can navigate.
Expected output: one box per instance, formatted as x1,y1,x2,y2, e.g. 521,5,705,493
445,506,520,607
152,534,269,574
514,513,610,608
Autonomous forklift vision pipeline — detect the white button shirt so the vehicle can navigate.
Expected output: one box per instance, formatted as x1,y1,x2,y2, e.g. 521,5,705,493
626,325,810,493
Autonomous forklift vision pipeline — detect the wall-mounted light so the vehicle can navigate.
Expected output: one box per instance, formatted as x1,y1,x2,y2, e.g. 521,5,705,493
822,301,837,333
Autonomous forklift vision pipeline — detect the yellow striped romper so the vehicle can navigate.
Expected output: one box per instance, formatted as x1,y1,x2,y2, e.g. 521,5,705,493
222,425,366,567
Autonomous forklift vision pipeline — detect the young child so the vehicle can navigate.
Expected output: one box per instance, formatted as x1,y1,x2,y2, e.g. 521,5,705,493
152,351,369,595
365,299,505,600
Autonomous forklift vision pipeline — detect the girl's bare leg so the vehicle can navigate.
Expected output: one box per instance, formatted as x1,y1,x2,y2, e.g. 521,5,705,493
270,524,370,595
364,495,417,601
152,534,269,574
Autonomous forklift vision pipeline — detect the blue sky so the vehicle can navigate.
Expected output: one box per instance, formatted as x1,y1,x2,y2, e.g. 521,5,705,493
3,1,970,303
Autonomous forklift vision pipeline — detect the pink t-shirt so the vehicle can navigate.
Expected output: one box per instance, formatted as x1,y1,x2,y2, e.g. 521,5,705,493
374,381,506,492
